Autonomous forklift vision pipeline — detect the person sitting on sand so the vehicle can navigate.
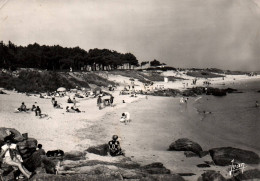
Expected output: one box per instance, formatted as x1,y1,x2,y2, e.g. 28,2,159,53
120,112,130,124
35,106,41,116
0,136,34,179
53,101,62,109
36,144,46,156
108,135,124,157
18,102,27,112
67,97,73,103
31,105,36,111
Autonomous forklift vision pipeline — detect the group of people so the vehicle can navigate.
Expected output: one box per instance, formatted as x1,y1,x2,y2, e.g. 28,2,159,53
97,94,114,110
0,130,46,179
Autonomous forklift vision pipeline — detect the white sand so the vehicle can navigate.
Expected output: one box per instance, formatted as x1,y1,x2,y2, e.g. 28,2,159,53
0,73,259,180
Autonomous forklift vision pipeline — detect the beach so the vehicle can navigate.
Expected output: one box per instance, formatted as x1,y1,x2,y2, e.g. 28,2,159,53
0,74,260,180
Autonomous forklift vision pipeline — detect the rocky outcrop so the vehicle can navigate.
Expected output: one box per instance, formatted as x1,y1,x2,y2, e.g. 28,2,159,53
140,162,171,174
64,150,86,160
169,138,203,156
226,169,260,181
209,147,260,166
17,137,37,159
197,170,226,181
0,127,25,143
86,144,109,156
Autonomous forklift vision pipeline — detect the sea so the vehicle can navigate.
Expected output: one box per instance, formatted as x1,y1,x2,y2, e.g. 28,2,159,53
193,79,260,153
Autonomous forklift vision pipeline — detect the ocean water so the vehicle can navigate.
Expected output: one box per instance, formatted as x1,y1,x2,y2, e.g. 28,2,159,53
193,79,260,153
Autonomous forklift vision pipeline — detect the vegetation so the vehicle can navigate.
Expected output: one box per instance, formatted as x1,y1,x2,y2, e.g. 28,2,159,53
0,41,139,71
0,70,116,93
186,70,224,78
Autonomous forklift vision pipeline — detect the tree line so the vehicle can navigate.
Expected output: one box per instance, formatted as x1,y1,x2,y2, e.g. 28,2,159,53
0,41,141,71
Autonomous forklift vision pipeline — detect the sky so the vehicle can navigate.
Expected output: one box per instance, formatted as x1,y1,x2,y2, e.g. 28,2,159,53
0,0,260,71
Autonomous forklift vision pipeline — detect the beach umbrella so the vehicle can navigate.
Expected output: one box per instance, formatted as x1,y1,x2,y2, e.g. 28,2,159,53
57,87,66,92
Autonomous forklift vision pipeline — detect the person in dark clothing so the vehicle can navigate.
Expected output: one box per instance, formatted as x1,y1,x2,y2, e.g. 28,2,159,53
108,135,124,156
35,106,41,116
36,144,46,156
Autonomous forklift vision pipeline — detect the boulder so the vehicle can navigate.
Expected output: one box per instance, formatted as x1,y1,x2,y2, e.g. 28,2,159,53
86,144,109,156
198,170,226,181
169,138,203,156
64,151,86,160
0,127,24,142
17,137,37,159
142,174,185,181
23,151,42,172
209,147,260,166
227,169,260,181
140,162,171,174
184,151,199,157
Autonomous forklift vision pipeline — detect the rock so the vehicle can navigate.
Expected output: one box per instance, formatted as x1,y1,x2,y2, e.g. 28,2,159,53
197,164,210,168
207,88,227,96
227,169,260,181
64,151,86,160
209,147,260,166
0,127,24,142
142,174,185,181
17,137,37,159
184,151,199,157
86,144,109,156
224,88,238,93
178,173,196,176
140,162,171,174
23,151,42,172
41,156,57,174
169,138,203,156
198,170,226,181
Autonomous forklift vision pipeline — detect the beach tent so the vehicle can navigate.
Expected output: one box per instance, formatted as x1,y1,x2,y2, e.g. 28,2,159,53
93,87,102,95
57,87,66,92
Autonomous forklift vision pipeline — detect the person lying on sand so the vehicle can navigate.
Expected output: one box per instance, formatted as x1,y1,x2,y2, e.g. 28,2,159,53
71,106,81,113
108,135,124,157
0,136,34,179
120,112,130,124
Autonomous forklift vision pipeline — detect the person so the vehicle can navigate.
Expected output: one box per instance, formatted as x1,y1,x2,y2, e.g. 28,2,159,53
97,95,102,110
73,97,76,107
0,136,33,179
31,105,36,111
36,144,46,156
51,97,55,106
180,97,184,103
35,106,41,116
110,95,114,106
120,112,130,124
108,135,124,156
256,101,259,108
66,106,75,113
19,102,27,112
53,101,62,109
71,106,81,113
67,97,73,103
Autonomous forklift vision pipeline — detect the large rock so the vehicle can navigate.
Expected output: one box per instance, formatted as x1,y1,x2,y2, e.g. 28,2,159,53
169,138,203,156
86,144,109,156
141,174,185,181
0,127,24,143
17,137,37,159
23,151,42,172
140,162,171,174
198,170,226,181
227,169,260,181
64,151,86,160
209,147,260,166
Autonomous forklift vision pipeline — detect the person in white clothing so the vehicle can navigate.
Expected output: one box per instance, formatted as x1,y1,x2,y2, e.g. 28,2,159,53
0,136,32,179
120,112,130,124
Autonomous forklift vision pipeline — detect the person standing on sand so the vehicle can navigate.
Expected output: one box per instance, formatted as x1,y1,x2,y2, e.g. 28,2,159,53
110,95,114,106
97,95,102,110
0,136,34,179
73,97,76,107
35,106,41,116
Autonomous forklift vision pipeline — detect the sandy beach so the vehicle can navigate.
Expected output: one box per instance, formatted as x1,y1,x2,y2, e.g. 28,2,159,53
0,74,260,180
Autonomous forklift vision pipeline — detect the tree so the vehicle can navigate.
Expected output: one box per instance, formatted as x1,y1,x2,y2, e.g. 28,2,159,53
140,61,149,68
150,59,161,66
